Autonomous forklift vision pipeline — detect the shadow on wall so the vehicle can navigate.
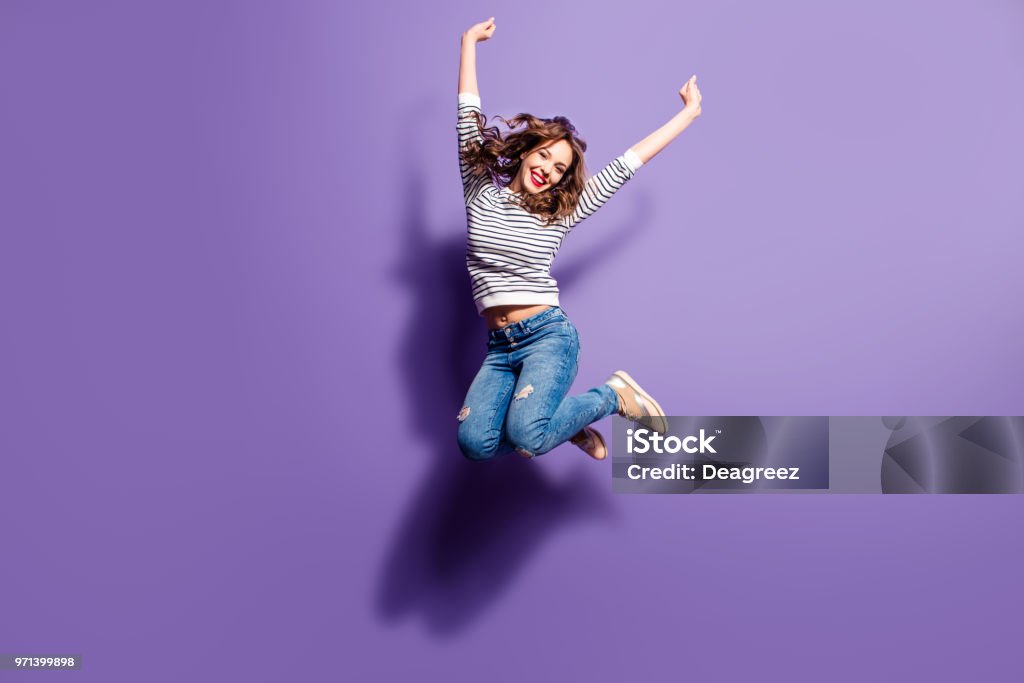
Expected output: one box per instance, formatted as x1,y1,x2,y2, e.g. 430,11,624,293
375,125,653,636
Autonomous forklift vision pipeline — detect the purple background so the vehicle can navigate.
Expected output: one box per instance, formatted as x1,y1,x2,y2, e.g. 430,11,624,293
2,1,1023,680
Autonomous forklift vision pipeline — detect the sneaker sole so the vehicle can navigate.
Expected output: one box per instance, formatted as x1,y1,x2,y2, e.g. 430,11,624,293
612,371,668,434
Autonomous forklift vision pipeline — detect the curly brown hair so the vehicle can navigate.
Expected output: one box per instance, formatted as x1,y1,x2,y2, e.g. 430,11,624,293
460,111,588,226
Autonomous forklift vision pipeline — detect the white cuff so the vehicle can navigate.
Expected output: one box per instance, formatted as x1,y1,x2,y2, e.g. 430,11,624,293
458,92,481,107
622,148,643,172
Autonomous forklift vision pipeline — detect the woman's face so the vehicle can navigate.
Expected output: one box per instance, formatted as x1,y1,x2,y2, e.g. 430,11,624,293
511,139,574,195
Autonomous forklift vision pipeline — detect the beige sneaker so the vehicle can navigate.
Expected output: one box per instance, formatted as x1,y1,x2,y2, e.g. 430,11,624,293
606,371,668,434
570,426,607,460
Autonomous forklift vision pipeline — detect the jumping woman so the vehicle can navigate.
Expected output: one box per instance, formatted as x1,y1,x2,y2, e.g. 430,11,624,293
455,17,702,462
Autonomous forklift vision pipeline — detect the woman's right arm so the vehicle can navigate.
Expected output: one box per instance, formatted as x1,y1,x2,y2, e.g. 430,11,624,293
458,18,494,97
458,19,496,205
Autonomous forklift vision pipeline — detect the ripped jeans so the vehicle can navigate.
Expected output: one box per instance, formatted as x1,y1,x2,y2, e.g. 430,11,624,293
457,307,620,460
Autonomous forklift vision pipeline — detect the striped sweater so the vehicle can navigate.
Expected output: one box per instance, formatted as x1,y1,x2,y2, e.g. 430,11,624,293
457,92,642,314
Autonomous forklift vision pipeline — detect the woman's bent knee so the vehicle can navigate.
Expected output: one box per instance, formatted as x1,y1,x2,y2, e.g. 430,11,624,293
457,424,502,461
505,422,554,458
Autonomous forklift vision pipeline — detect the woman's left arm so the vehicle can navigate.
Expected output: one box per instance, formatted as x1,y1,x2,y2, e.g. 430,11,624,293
628,75,703,164
562,76,703,230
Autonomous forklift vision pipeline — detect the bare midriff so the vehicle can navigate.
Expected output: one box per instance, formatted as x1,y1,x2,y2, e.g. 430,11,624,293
482,304,552,331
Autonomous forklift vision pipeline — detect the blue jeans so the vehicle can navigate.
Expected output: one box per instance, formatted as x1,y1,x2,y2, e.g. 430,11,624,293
457,307,620,460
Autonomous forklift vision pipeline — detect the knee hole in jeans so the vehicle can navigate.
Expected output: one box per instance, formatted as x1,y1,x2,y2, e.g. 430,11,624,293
513,385,534,401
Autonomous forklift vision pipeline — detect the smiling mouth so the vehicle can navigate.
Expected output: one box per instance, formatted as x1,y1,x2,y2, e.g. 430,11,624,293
530,171,546,188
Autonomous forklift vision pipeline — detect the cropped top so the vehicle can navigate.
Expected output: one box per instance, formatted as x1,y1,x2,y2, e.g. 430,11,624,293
457,92,642,314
